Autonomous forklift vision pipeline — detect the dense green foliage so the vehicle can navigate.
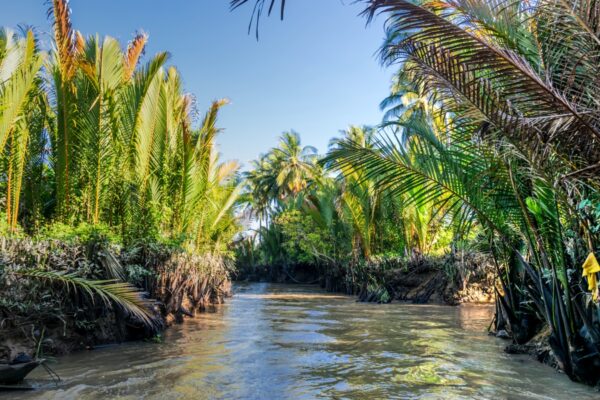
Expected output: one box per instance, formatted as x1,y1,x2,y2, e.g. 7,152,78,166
0,0,241,325
237,125,451,287
2,0,600,387
234,0,600,385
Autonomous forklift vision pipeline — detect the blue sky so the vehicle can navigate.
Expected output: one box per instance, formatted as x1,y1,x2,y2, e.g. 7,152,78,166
2,1,392,167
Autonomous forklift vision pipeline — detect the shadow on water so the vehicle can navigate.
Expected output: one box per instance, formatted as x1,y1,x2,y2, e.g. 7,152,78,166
7,282,599,399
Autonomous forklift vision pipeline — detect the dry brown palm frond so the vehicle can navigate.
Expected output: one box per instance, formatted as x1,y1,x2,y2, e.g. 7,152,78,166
50,0,79,79
535,0,600,115
74,30,85,53
135,246,232,317
124,32,148,80
551,0,600,46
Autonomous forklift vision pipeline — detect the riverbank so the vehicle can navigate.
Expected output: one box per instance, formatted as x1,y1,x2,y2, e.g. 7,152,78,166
10,282,599,399
237,253,496,305
3,242,583,392
356,253,496,305
0,236,231,363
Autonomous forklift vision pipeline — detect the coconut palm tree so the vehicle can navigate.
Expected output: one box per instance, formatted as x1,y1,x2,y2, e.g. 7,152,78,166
244,130,318,221
245,155,280,221
271,131,318,197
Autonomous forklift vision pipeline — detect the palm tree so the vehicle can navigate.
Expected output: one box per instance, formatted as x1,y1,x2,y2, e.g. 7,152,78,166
40,0,243,254
233,0,600,383
0,29,44,230
50,0,82,218
362,0,598,383
0,0,245,330
327,126,381,259
76,35,125,224
245,155,280,221
245,130,318,221
271,131,318,197
178,99,242,253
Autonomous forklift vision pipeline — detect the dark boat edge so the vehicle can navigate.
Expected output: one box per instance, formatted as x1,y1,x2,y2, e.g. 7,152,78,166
0,360,43,387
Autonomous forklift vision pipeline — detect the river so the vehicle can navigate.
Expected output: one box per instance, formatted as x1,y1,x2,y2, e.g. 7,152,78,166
7,283,599,399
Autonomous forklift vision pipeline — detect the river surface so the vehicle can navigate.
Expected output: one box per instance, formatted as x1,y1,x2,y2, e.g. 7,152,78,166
7,283,600,399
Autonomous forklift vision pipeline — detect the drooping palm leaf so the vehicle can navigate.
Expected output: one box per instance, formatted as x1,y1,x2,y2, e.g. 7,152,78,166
14,269,158,327
230,0,286,37
366,0,600,173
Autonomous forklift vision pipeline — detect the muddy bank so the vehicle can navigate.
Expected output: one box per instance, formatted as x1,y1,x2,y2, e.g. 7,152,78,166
238,253,496,305
0,237,231,362
503,328,557,368
358,253,495,304
318,253,495,305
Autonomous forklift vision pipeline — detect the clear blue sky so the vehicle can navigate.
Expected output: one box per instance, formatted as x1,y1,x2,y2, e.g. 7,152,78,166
2,1,392,167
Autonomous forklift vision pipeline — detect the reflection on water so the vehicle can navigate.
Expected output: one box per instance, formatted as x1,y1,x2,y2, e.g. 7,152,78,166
8,283,599,399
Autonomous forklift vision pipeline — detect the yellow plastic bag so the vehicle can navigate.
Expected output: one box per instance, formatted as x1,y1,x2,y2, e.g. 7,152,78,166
582,253,600,301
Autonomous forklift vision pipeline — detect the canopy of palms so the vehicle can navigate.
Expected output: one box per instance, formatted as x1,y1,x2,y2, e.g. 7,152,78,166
233,0,600,385
0,0,242,327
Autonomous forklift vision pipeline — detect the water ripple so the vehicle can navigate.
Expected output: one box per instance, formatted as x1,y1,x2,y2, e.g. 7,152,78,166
9,282,599,400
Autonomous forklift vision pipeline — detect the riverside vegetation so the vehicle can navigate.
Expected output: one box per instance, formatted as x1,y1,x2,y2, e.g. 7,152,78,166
232,0,600,388
0,0,240,359
1,0,600,391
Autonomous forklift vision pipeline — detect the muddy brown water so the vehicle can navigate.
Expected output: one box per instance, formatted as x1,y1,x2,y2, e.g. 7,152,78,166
6,282,599,399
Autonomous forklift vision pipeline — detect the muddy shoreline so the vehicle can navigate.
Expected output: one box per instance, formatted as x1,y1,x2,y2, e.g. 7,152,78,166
1,246,571,391
0,238,231,364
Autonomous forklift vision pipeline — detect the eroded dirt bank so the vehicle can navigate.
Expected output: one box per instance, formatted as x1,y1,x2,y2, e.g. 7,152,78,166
0,238,230,362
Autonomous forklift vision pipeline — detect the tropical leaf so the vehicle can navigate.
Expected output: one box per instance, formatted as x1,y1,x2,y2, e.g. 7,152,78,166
14,269,158,327
366,0,600,173
0,30,43,153
230,0,286,37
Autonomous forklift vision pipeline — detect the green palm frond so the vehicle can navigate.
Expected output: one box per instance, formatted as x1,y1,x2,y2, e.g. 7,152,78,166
0,29,44,229
0,30,43,152
75,35,124,224
14,269,158,327
326,124,522,240
366,0,600,172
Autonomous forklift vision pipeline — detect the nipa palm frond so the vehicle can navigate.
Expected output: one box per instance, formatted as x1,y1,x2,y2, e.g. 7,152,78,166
15,268,158,327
